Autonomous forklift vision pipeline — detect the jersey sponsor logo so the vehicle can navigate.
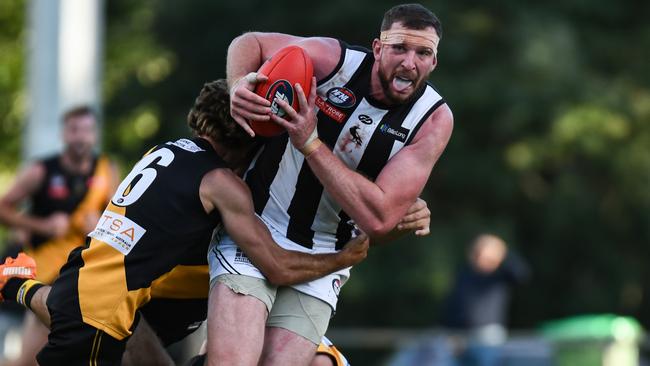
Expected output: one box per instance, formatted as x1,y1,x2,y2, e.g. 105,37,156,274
378,123,409,143
326,87,356,108
167,139,204,153
316,96,347,123
358,114,373,125
234,248,253,266
47,175,69,199
349,125,363,146
266,80,293,118
89,210,146,255
332,278,341,298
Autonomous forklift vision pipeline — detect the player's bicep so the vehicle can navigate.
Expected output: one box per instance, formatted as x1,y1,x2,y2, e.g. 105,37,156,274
255,33,340,81
208,172,281,274
220,202,284,277
375,107,453,206
373,144,433,215
0,163,45,206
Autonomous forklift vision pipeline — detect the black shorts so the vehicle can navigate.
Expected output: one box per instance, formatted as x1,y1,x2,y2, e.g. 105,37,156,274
139,297,207,346
37,309,130,366
37,297,207,366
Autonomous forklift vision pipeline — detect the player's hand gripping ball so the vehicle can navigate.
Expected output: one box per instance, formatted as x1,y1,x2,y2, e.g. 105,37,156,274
251,45,314,137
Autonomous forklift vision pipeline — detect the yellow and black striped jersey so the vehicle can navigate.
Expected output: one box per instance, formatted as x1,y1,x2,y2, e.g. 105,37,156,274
47,137,226,340
26,155,117,283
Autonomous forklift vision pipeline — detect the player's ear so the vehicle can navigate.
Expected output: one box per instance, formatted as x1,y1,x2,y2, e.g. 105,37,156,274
372,39,382,61
429,56,437,72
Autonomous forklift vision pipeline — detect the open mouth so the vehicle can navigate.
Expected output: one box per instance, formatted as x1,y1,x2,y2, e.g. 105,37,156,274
392,76,413,92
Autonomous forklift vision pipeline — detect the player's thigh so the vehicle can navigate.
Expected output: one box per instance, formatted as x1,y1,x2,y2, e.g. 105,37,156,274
267,286,332,345
207,275,276,354
123,315,174,366
262,327,319,366
207,275,275,333
139,297,207,347
210,273,277,314
36,310,127,366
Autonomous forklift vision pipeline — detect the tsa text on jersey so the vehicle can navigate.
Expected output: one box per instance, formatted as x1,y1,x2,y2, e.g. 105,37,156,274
89,210,147,255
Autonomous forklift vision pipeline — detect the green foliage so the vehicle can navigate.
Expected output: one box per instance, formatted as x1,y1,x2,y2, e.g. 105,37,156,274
0,0,26,170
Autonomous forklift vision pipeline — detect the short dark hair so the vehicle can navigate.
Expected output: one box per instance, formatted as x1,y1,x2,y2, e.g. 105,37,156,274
187,79,252,149
380,3,442,38
62,105,96,123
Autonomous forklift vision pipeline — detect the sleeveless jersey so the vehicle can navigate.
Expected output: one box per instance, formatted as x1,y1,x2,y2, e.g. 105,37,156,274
246,40,445,250
46,137,225,340
26,154,116,284
30,154,104,247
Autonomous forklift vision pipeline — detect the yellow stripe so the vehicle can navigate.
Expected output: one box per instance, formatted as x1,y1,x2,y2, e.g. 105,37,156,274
95,332,103,366
79,237,151,340
89,330,100,366
150,265,209,299
18,280,43,306
316,344,346,366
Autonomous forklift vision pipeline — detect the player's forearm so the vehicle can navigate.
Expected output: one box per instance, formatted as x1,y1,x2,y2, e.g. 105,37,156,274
369,227,409,245
226,32,264,88
268,251,354,286
304,146,407,237
0,205,44,237
30,286,52,328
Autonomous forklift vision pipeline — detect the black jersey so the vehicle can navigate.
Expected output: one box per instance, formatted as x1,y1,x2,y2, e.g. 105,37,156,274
29,155,99,247
46,137,225,340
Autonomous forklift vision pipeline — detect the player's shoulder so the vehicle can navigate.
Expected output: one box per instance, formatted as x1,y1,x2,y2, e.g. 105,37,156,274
430,101,453,125
295,37,342,80
200,167,252,213
422,102,453,137
22,159,48,182
200,168,246,198
411,102,453,149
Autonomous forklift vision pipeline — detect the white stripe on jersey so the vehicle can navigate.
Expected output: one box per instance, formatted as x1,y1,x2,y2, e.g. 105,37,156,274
388,86,442,159
318,48,366,91
260,141,301,233
311,99,389,246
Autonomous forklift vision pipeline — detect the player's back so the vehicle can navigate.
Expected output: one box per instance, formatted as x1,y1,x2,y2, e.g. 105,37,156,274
47,137,226,340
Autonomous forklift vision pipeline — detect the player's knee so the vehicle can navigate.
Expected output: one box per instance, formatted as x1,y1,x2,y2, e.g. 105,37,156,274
310,355,336,366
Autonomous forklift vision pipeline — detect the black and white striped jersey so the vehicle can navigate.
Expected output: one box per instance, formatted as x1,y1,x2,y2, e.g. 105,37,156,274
245,41,446,251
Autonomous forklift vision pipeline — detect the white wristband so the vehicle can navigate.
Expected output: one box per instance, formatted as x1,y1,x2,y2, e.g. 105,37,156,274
230,72,259,95
302,127,318,148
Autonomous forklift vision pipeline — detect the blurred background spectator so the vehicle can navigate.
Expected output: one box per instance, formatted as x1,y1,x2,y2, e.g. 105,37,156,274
441,234,530,365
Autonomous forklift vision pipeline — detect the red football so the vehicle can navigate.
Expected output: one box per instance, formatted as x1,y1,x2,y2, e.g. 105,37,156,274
251,45,314,137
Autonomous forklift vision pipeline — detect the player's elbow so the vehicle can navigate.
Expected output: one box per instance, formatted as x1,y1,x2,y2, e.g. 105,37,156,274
231,32,263,49
359,219,394,238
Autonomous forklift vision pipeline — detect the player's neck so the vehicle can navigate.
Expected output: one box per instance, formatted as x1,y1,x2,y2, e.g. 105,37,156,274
200,135,250,172
60,151,93,175
369,63,392,105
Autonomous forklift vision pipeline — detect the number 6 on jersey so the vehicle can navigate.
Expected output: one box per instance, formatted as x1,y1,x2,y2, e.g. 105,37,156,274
112,148,175,206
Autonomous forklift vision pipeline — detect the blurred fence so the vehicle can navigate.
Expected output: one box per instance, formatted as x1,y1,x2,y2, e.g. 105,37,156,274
2,313,649,365
327,323,648,366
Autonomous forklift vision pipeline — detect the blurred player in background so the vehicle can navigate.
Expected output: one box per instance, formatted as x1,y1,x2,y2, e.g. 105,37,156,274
0,106,120,366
